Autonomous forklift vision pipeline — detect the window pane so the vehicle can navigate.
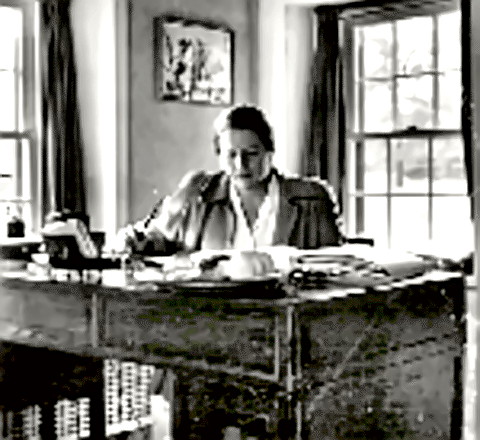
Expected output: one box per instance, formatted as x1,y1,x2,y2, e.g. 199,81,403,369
0,71,17,131
0,139,16,175
0,176,15,201
433,136,467,194
391,139,428,193
364,139,387,193
396,16,433,75
438,10,461,72
0,140,16,200
364,80,393,132
391,197,429,250
0,7,22,71
363,196,388,247
438,71,461,129
432,196,472,249
362,23,393,78
397,76,434,129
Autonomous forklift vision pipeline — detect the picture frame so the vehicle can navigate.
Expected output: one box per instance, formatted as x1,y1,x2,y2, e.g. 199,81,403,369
153,15,234,105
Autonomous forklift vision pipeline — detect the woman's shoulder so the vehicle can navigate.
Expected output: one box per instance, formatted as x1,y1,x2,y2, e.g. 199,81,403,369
278,173,336,200
178,169,213,188
175,169,225,199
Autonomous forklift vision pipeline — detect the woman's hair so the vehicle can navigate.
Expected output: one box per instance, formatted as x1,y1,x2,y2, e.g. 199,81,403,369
213,104,274,154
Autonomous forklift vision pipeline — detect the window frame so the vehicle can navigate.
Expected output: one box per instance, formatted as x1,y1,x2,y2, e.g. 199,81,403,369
344,8,467,248
0,0,40,235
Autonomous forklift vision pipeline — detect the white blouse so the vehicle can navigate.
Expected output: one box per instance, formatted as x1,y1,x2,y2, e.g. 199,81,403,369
229,174,280,249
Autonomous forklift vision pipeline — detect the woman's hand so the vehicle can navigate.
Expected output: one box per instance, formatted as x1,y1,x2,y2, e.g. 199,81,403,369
112,221,149,254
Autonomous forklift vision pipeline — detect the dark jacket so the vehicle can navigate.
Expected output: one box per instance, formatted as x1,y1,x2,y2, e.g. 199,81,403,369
143,169,344,253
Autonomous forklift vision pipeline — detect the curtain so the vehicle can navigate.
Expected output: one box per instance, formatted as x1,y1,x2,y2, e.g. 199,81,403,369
461,0,474,219
302,8,346,209
40,0,87,224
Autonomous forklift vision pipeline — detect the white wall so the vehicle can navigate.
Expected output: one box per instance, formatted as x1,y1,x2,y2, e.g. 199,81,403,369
285,6,314,175
257,0,361,175
70,0,118,242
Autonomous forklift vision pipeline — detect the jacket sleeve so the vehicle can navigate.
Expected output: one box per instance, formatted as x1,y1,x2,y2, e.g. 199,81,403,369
315,180,346,246
289,177,345,249
141,170,215,254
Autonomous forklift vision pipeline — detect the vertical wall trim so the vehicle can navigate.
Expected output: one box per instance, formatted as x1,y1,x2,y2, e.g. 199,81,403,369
247,0,259,103
285,5,314,175
257,0,287,173
115,0,130,229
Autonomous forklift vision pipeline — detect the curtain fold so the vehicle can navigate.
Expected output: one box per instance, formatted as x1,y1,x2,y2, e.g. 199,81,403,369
461,0,474,219
40,0,87,224
302,9,346,210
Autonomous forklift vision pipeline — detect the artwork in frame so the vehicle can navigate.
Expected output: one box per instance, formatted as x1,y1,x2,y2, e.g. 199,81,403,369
153,16,234,105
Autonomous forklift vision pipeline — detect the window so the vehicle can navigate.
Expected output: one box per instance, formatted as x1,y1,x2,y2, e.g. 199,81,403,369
0,0,38,238
347,9,471,250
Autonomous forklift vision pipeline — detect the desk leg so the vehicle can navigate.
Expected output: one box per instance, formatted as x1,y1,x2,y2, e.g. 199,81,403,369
278,305,303,440
88,292,99,348
88,292,108,348
451,277,466,440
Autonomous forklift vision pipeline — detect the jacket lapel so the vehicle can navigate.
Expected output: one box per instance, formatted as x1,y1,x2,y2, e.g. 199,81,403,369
273,176,299,245
198,173,235,249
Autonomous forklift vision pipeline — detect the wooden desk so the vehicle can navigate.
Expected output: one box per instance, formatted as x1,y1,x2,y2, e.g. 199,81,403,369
0,268,465,439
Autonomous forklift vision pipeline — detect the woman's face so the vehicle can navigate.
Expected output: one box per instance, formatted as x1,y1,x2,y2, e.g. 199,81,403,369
217,129,272,190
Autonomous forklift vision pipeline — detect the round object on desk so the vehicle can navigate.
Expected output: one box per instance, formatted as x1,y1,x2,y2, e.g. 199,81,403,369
217,251,275,280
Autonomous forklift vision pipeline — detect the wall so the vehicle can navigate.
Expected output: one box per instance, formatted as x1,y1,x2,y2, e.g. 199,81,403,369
71,0,118,237
128,0,256,221
285,6,314,175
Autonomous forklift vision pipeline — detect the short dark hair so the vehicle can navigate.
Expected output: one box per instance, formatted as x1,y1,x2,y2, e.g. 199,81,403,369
213,104,274,154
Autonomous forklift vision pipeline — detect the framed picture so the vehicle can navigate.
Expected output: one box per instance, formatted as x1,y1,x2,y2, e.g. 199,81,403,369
153,16,234,105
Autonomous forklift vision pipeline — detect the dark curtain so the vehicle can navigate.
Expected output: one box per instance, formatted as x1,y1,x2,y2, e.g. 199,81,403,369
40,0,87,224
302,8,346,209
461,0,474,219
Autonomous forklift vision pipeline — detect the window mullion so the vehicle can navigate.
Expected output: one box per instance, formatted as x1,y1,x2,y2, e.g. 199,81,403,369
392,21,398,130
355,140,365,235
14,34,21,132
15,139,22,201
428,136,434,240
14,29,22,201
358,27,365,133
432,14,439,128
386,137,392,247
356,28,365,236
431,15,439,240
389,21,396,247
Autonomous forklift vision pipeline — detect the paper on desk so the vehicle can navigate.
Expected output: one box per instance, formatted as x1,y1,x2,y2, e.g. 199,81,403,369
294,244,430,279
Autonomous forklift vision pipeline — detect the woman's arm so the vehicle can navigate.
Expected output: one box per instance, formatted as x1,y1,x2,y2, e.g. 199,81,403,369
114,171,217,255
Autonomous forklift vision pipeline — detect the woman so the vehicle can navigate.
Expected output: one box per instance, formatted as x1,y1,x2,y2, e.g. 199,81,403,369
118,104,344,254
